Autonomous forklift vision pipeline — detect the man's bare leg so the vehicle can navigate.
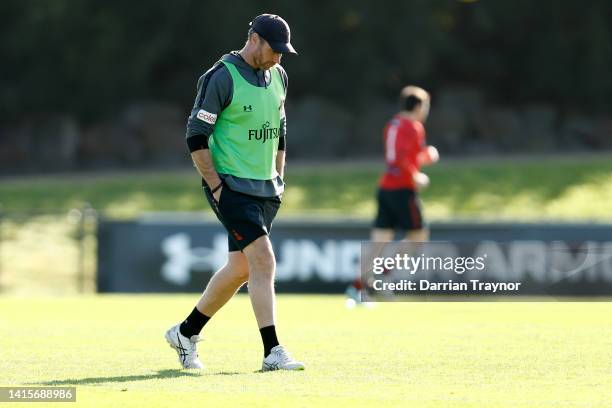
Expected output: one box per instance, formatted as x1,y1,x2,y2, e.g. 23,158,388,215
371,228,394,242
174,251,249,343
242,234,304,370
166,252,250,370
243,235,276,328
195,251,249,317
347,228,395,299
405,228,429,242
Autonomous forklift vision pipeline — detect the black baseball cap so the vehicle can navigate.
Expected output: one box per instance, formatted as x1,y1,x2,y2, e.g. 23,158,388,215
250,14,297,55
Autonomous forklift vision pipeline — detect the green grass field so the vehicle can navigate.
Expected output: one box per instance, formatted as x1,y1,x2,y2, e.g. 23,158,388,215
2,154,612,220
1,295,611,407
2,156,612,406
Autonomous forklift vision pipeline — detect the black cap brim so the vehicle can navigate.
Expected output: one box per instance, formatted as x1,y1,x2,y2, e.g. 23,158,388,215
269,41,298,55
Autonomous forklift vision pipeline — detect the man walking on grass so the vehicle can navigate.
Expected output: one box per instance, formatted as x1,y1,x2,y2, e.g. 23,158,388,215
165,14,304,372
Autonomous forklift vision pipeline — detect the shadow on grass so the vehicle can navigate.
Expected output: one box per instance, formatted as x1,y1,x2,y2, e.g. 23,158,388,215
32,369,244,386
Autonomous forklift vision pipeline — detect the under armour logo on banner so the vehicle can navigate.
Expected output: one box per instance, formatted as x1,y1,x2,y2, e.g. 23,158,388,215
243,105,253,112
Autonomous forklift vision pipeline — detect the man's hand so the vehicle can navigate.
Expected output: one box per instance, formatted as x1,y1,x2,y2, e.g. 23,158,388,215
213,185,223,203
191,149,223,200
418,145,439,166
413,172,430,189
426,145,439,163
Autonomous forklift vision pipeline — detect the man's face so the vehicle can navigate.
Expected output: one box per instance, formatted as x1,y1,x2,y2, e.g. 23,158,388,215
254,35,282,70
418,99,430,122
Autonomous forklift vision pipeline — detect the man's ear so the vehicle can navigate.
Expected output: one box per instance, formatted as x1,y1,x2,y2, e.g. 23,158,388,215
250,31,260,45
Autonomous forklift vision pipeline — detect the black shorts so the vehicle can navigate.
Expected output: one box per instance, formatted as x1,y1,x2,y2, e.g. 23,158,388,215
203,183,281,252
374,188,425,231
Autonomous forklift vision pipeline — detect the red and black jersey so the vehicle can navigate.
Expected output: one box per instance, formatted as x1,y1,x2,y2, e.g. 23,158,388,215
379,114,428,190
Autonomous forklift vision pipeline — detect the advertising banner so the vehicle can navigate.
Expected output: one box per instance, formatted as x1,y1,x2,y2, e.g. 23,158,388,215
97,215,612,294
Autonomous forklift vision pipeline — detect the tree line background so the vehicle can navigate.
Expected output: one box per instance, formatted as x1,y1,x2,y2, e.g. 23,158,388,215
1,0,612,172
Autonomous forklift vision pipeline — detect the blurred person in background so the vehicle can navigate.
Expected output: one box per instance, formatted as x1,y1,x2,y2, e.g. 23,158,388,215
347,86,439,305
165,14,304,372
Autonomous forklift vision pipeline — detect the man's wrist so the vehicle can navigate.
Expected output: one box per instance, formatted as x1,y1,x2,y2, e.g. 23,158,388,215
211,182,223,194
